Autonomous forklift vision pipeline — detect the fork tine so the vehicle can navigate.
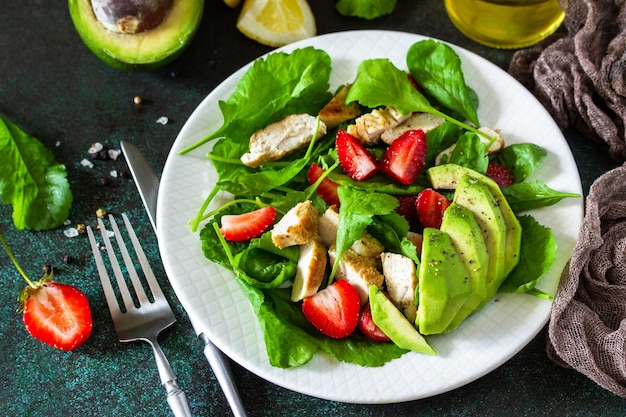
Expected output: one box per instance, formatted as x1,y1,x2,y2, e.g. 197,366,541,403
86,225,123,318
108,214,151,305
96,217,136,312
121,213,167,302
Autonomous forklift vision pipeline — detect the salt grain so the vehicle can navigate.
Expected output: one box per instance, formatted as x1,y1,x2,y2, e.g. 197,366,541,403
110,170,118,178
108,149,121,160
156,116,169,125
80,159,94,168
88,142,103,154
63,219,71,226
64,228,79,238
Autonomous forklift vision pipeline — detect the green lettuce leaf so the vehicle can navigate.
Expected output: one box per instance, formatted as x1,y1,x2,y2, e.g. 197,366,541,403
0,116,72,230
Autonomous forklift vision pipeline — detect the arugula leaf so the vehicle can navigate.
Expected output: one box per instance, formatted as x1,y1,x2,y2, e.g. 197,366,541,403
502,181,580,212
179,47,333,154
495,143,548,182
406,40,480,126
336,0,397,20
0,116,72,230
499,215,557,293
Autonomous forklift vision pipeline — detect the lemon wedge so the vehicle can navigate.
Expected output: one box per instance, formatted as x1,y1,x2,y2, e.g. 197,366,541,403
236,0,316,47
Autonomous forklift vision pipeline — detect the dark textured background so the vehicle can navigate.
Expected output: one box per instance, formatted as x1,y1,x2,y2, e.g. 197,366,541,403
0,1,623,416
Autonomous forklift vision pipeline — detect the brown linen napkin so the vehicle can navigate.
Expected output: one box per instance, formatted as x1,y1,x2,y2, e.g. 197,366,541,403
508,0,626,162
508,0,626,397
547,162,626,398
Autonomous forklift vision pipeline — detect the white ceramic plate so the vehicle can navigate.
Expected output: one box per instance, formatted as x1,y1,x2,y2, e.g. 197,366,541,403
157,30,583,404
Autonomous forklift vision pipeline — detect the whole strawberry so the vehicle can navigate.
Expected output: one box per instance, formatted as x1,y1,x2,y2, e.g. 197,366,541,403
1,230,93,351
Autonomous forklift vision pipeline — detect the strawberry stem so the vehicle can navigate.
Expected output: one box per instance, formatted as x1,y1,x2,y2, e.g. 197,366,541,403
0,230,37,288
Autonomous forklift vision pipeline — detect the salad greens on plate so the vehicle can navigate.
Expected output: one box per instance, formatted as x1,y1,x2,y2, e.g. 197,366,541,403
180,39,578,368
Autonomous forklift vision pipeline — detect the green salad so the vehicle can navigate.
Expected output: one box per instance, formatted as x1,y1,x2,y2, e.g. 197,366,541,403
179,40,578,368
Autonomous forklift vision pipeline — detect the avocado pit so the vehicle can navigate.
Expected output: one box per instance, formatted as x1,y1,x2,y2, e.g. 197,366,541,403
91,0,172,34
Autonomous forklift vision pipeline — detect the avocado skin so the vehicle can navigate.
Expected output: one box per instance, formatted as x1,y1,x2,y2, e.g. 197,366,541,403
369,286,436,355
68,0,204,71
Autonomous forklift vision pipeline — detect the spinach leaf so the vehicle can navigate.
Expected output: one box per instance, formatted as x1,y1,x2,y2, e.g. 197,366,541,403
240,282,407,368
406,39,480,126
499,215,557,293
425,121,463,166
0,117,72,230
336,0,397,19
441,132,489,174
346,58,486,138
502,181,580,212
331,187,398,280
496,143,547,182
180,47,333,154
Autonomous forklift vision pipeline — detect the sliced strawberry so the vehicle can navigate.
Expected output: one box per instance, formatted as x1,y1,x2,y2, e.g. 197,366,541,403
307,163,341,207
415,188,451,229
486,162,515,188
220,206,276,242
395,195,419,229
302,279,361,339
380,129,427,185
21,281,93,351
358,302,391,342
335,129,379,181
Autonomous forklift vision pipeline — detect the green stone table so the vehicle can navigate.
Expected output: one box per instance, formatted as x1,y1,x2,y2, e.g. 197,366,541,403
1,2,623,416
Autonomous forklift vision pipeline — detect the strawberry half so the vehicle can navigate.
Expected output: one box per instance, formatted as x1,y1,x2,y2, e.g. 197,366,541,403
380,129,427,185
486,162,515,188
220,206,276,242
1,230,93,351
335,129,379,181
358,302,391,342
302,280,361,339
21,279,93,351
307,163,341,207
415,188,451,229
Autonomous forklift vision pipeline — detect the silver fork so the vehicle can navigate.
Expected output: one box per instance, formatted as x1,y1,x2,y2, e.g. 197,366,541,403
87,213,192,417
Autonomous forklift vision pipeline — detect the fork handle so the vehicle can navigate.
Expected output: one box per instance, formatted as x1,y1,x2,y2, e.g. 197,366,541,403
150,339,192,417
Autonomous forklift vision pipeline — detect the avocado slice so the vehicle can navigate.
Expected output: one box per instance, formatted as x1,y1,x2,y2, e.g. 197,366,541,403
427,164,522,276
453,175,507,303
369,286,436,355
440,203,489,331
68,0,204,70
417,227,472,335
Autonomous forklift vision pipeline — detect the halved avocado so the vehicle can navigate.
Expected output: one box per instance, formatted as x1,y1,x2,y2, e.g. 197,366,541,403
68,0,204,71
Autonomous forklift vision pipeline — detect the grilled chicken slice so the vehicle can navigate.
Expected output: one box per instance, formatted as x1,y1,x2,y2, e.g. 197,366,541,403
318,84,362,129
381,252,418,323
380,112,445,145
328,244,384,305
291,236,327,302
346,106,412,146
271,200,319,249
241,114,327,168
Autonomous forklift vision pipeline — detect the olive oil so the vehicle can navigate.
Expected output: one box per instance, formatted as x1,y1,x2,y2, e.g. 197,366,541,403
445,0,565,49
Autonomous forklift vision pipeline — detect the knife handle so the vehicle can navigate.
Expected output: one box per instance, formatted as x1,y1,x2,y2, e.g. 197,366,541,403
199,333,248,417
